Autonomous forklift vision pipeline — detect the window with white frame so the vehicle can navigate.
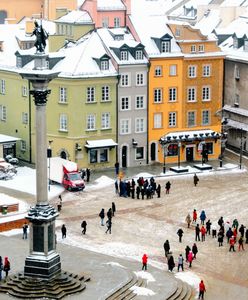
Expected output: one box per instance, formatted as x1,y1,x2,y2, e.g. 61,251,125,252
59,87,67,103
136,147,144,160
136,72,145,86
169,112,177,127
234,64,240,79
187,87,196,102
0,79,6,94
203,65,211,77
21,140,27,151
120,119,130,134
120,51,128,61
199,44,205,52
154,113,162,128
102,17,109,27
187,111,196,127
135,95,145,109
191,45,196,53
169,65,177,76
86,114,95,130
135,118,145,133
154,88,162,103
22,86,28,97
154,66,162,76
59,114,68,131
100,60,109,70
114,17,120,27
16,56,22,68
161,41,170,53
202,86,211,101
121,96,130,110
22,112,28,124
135,50,143,60
101,112,110,129
86,87,95,102
188,65,197,78
233,37,238,49
102,86,110,101
89,148,109,163
169,87,177,102
0,105,6,121
202,110,210,125
120,74,129,86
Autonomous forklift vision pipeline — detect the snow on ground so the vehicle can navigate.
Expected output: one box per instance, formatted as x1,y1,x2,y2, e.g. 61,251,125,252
104,262,126,269
129,285,156,296
86,175,115,191
175,271,201,291
134,271,155,283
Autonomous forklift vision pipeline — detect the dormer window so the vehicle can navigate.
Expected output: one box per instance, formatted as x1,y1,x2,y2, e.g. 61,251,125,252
114,17,120,28
135,50,143,60
16,56,22,68
175,28,180,37
191,45,196,53
244,40,248,52
120,51,128,61
114,35,124,41
101,60,109,70
199,44,205,53
233,37,238,49
161,41,170,53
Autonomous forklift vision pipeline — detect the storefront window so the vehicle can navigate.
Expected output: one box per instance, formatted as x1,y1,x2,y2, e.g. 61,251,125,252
206,142,213,154
89,149,97,163
136,147,144,160
167,144,178,156
100,149,108,162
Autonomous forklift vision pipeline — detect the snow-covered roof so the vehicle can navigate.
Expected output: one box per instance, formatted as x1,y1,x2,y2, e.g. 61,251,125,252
97,0,125,10
220,0,248,7
195,9,221,36
85,139,117,149
223,105,248,117
224,118,248,131
55,10,93,24
0,134,21,144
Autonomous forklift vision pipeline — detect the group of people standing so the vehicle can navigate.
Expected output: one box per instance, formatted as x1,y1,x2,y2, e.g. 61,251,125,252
99,202,116,234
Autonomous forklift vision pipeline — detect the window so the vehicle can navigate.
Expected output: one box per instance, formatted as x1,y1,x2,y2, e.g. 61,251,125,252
169,87,177,102
86,87,95,102
188,65,197,78
59,87,67,103
155,66,162,76
136,147,144,160
234,94,239,107
199,44,205,52
136,72,145,86
135,95,145,109
59,114,68,131
100,148,108,162
16,56,22,68
161,41,170,53
135,50,143,60
191,45,196,53
154,113,162,128
86,114,96,130
21,140,27,151
187,87,196,102
234,65,240,79
22,86,28,97
114,17,120,27
167,144,178,156
22,112,28,124
169,112,176,127
101,112,110,129
0,79,5,94
120,119,130,134
135,118,145,133
202,110,210,125
120,51,128,61
0,105,6,121
203,65,211,77
154,88,162,103
202,86,211,101
90,149,97,163
102,86,110,101
187,111,196,127
90,148,109,163
169,65,177,76
175,28,180,37
233,37,238,49
100,60,109,70
121,96,130,110
120,74,129,86
205,142,213,155
102,17,109,27
244,40,248,51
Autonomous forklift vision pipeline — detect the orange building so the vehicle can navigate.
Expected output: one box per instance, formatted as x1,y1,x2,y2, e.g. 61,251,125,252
0,0,77,23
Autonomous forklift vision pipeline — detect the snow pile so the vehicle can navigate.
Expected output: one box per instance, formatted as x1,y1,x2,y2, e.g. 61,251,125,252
86,175,115,191
129,285,156,296
134,271,155,283
132,172,154,179
175,271,201,290
0,193,29,213
0,228,23,236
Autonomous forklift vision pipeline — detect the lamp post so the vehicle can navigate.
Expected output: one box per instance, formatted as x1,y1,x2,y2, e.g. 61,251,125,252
201,141,206,166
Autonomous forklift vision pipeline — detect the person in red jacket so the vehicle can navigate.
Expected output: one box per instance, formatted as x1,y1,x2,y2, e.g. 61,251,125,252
142,253,148,271
193,209,197,223
198,280,206,299
200,226,206,242
229,236,236,252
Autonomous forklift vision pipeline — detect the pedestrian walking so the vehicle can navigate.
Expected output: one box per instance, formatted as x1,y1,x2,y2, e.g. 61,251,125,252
185,213,192,228
218,230,224,246
107,208,112,220
177,254,184,272
206,219,212,235
239,224,245,238
115,180,119,195
156,184,161,198
201,226,206,242
81,220,87,235
177,228,184,243
193,173,199,186
3,257,10,278
142,254,148,271
200,210,206,225
86,168,91,182
229,236,236,252
193,209,197,223
226,227,233,243
232,218,239,230
105,219,112,234
165,181,171,194
195,224,200,241
0,256,3,280
22,222,28,239
185,245,191,262
167,254,175,272
212,225,217,238
99,208,105,226
192,243,198,259
218,216,224,229
115,161,119,175
61,224,66,239
188,251,193,268
163,240,170,257
112,202,116,217
238,236,244,251
198,280,206,299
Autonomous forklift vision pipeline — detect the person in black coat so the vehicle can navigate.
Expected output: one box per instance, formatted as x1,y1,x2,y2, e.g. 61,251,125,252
239,224,245,238
195,224,200,241
141,187,145,200
206,219,212,235
192,243,198,259
99,208,105,226
177,228,184,243
81,220,87,234
107,208,112,220
136,186,141,199
86,168,91,182
156,184,161,198
163,240,170,257
105,219,112,234
112,202,116,216
218,229,224,247
165,181,171,194
167,254,175,272
226,227,233,243
185,245,191,262
61,224,66,239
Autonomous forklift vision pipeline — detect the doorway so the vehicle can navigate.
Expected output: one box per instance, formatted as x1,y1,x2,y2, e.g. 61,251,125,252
186,147,194,162
121,146,127,168
150,143,156,161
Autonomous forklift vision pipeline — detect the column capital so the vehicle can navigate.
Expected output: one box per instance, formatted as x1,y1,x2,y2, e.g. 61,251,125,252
30,90,51,106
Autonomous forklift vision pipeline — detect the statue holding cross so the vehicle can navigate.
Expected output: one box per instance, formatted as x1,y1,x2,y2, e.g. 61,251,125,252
32,20,48,53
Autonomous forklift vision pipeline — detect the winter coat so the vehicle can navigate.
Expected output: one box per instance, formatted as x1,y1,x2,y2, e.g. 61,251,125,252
192,244,198,255
218,231,224,243
195,225,200,234
186,214,191,224
168,255,175,269
193,210,197,221
199,281,206,292
99,209,105,219
200,211,206,221
178,255,184,265
193,174,199,185
200,226,206,235
206,220,212,230
164,241,170,252
238,237,244,245
177,228,184,237
226,228,233,239
165,181,171,190
188,251,193,263
142,254,148,264
3,258,10,272
229,237,235,246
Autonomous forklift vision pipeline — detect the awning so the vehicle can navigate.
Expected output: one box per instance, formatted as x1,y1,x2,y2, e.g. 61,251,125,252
160,129,220,144
223,119,248,132
0,134,21,144
85,139,118,149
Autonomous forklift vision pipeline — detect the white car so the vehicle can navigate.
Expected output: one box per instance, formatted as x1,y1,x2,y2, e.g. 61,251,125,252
0,158,17,173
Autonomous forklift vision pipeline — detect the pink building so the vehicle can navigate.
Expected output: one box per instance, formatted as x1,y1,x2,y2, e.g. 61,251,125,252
81,0,131,28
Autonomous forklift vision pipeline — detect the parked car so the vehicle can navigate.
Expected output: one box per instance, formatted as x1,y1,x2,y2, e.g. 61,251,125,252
0,158,17,173
5,155,19,165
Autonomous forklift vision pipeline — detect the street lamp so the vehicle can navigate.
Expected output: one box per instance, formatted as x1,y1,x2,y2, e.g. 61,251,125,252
47,140,53,191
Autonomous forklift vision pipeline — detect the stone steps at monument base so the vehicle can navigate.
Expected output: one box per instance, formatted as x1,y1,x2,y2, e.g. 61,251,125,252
115,278,145,300
166,279,192,300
